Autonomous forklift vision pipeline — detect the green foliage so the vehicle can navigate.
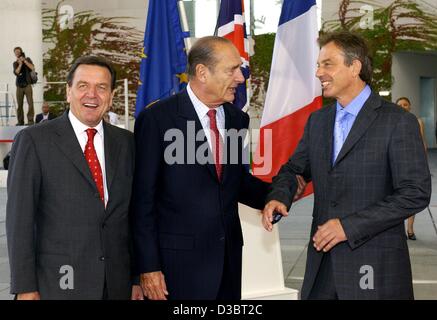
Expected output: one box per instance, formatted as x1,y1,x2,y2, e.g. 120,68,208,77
249,33,275,115
42,0,144,116
251,33,275,89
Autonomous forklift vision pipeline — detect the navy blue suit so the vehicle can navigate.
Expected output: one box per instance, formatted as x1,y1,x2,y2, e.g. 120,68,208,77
131,89,268,300
35,112,56,123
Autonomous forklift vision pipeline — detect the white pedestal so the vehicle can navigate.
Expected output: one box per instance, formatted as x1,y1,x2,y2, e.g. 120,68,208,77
0,170,7,188
239,203,299,300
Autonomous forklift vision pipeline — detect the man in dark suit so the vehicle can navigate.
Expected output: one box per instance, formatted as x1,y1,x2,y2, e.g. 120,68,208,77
35,101,56,123
262,31,431,300
131,36,269,300
6,56,142,300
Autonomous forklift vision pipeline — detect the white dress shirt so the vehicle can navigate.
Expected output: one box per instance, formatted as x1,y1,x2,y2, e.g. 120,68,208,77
186,82,225,151
68,111,108,206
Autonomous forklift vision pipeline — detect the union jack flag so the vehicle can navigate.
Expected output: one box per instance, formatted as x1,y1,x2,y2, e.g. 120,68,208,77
215,0,250,110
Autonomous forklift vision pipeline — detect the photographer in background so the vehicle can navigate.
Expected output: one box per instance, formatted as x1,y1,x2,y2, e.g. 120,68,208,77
13,47,35,125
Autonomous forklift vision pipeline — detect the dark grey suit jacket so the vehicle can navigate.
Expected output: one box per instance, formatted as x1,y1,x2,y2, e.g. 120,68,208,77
267,92,431,299
6,111,135,299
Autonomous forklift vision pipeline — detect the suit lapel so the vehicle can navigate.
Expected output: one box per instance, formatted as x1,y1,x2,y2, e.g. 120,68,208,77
324,104,336,170
53,112,97,191
333,92,381,167
176,90,219,182
103,122,121,199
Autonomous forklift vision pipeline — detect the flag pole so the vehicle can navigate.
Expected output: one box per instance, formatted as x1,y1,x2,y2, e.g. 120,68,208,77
243,0,252,113
177,0,192,50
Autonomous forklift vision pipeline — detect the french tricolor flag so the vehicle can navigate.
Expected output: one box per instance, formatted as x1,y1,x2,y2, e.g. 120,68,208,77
215,0,250,110
254,0,322,196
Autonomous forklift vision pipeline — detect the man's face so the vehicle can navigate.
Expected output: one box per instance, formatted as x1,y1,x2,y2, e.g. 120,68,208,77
316,42,358,101
203,43,245,106
397,99,411,112
66,64,114,127
14,49,22,59
42,103,49,114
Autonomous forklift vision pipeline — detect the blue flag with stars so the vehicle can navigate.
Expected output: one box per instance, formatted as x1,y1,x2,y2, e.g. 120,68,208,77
135,0,189,117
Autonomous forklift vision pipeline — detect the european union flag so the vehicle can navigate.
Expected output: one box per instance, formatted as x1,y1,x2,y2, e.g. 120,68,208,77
135,0,189,117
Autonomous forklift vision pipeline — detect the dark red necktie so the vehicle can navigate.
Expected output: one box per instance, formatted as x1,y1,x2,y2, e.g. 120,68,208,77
84,128,104,203
207,109,223,181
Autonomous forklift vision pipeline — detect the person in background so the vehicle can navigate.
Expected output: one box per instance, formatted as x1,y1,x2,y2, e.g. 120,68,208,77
396,96,426,241
13,47,35,126
35,101,56,123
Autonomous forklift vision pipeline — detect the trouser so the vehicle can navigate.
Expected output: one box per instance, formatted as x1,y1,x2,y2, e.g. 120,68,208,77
216,244,240,300
16,84,34,125
307,252,339,300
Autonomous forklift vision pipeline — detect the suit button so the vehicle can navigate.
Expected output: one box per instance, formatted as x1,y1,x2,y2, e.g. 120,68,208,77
330,201,338,207
219,236,225,241
99,256,105,261
94,193,100,198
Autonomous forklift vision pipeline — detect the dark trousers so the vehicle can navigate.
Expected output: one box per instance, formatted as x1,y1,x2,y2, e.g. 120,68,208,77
307,252,338,300
216,245,240,300
16,84,34,125
102,279,108,300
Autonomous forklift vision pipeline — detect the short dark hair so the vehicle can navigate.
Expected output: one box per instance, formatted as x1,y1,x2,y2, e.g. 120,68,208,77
318,31,373,85
396,97,411,105
187,36,232,78
67,55,116,90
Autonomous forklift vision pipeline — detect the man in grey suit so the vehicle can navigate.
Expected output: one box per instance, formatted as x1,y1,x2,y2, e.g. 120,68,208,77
6,56,142,300
262,31,431,299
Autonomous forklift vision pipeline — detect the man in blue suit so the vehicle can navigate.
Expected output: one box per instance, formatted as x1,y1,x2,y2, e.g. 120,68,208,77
131,36,269,300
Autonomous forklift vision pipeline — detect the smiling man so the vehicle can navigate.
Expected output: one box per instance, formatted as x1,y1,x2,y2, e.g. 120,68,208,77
262,31,431,300
131,36,269,300
6,56,141,300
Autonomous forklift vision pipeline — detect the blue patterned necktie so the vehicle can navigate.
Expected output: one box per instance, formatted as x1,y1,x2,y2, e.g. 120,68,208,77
333,108,348,164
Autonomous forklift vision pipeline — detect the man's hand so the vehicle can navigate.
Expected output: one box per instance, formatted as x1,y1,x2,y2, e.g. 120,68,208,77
140,271,168,300
16,292,40,300
131,284,144,300
262,200,288,232
312,218,347,252
294,175,307,201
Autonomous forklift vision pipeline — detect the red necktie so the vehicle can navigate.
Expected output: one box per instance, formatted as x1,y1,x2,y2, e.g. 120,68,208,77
207,109,223,181
84,128,104,203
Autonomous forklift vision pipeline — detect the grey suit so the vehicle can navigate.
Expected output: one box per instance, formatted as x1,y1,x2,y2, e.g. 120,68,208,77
6,111,135,299
267,92,431,299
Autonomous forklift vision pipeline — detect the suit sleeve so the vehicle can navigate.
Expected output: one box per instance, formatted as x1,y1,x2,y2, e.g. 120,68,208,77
264,113,313,210
239,171,270,210
236,113,270,209
6,129,41,294
130,109,163,274
341,112,431,249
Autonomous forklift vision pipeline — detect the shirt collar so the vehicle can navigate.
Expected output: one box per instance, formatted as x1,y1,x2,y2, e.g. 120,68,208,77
187,82,223,119
68,109,104,137
336,85,371,116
